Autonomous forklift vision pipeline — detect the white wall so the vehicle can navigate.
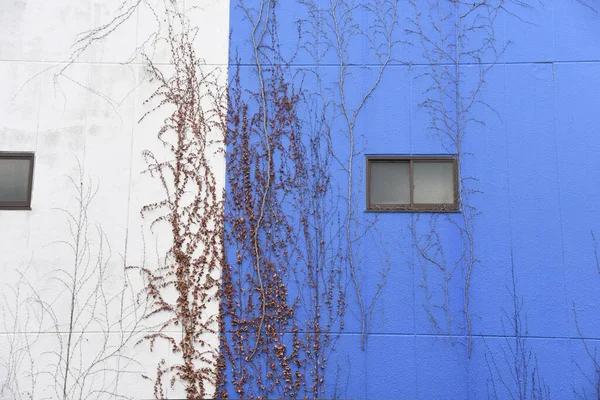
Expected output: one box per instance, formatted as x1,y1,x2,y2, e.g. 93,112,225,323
0,1,229,398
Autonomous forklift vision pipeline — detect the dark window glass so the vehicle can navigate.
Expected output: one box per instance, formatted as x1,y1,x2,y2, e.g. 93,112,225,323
369,161,410,205
0,153,34,209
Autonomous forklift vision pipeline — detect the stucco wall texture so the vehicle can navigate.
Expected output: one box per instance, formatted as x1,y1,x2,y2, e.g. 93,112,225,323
1,0,599,399
0,1,229,399
225,1,600,399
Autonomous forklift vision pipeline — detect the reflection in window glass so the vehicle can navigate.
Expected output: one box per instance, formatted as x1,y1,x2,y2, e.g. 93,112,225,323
370,161,410,205
413,161,454,204
0,156,33,204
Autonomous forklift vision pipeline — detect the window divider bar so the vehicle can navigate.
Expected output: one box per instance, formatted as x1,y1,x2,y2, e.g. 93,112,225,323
409,159,414,208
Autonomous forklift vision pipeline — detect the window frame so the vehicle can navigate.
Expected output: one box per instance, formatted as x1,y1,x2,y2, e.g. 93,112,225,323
0,152,35,210
366,155,459,212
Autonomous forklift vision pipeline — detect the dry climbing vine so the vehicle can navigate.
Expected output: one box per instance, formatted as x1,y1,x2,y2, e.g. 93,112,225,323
485,252,551,400
299,0,402,351
0,166,148,400
408,0,534,357
217,1,345,398
571,232,600,400
132,12,226,398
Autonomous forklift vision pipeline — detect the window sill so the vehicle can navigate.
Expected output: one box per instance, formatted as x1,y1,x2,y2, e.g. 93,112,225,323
365,206,460,213
0,206,32,210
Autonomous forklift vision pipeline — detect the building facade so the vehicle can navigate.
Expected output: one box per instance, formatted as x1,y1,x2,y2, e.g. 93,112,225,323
1,0,599,399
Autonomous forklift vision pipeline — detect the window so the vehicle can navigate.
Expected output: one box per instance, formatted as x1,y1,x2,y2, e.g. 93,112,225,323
366,155,458,212
0,152,35,210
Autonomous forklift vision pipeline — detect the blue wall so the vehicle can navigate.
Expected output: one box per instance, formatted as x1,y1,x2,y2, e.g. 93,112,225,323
226,1,600,398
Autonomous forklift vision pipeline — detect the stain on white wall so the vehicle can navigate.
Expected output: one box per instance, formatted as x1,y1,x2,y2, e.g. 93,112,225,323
0,1,229,398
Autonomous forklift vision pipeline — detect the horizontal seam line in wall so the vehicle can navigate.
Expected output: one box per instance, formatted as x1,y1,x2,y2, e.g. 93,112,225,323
3,331,600,341
3,60,598,67
218,331,600,341
231,60,600,67
0,329,192,335
0,59,228,67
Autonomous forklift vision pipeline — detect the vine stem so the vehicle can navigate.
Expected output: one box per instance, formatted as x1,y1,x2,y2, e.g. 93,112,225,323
409,0,512,358
63,175,88,400
329,0,398,350
246,0,274,362
452,0,475,359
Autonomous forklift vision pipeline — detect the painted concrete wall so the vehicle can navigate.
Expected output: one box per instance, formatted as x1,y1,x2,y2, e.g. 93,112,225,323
0,1,228,399
2,0,599,399
226,1,600,399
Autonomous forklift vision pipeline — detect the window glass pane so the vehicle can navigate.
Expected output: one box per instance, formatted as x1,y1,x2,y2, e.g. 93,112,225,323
370,161,410,205
0,158,31,202
413,161,454,204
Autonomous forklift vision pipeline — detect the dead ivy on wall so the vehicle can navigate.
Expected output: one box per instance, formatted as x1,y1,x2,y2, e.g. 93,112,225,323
0,166,148,400
216,1,345,397
27,0,598,398
408,0,536,357
52,0,400,397
485,252,551,400
131,13,227,398
215,0,407,395
572,232,600,400
310,0,401,350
